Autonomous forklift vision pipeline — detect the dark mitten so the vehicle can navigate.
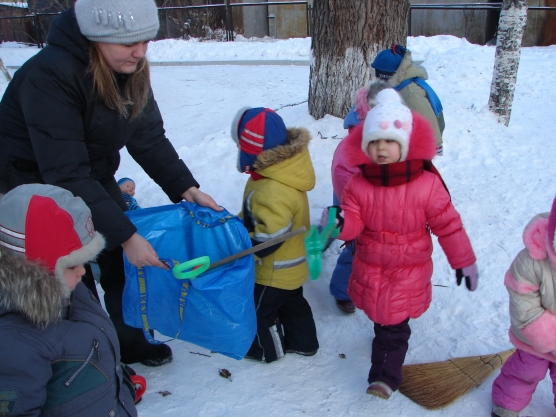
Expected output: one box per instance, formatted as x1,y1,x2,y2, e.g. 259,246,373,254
455,263,478,291
320,205,344,230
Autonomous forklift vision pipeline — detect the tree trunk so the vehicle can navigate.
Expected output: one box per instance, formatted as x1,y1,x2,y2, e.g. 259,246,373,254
488,0,528,126
0,58,11,82
309,0,410,120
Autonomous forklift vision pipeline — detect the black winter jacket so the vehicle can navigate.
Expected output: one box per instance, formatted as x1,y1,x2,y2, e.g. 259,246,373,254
0,8,199,250
0,248,137,416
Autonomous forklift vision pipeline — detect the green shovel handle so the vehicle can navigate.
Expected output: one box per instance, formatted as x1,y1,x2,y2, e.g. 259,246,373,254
172,256,210,280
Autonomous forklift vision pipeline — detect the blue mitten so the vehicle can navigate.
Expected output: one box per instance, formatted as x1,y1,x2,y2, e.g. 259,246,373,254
455,263,478,291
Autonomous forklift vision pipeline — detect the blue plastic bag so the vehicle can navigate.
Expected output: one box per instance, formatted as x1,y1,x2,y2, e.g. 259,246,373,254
122,201,256,360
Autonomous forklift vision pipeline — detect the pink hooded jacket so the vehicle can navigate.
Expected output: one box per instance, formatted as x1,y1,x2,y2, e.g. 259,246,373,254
338,112,476,325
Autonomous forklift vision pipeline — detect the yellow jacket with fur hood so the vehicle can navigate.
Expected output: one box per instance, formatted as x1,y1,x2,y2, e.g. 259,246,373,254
240,128,315,290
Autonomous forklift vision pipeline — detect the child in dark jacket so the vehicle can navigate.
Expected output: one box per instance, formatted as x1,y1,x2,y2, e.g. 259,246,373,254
231,107,319,363
0,184,139,416
325,89,477,399
491,197,556,417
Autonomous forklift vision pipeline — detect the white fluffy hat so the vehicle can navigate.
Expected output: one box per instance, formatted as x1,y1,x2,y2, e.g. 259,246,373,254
361,89,413,162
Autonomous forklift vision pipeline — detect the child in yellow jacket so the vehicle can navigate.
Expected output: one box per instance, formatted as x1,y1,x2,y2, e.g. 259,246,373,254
231,107,318,363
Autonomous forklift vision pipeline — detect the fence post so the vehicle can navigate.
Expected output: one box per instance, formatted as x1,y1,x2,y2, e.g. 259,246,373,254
33,14,41,48
408,7,412,36
306,3,310,37
225,0,234,41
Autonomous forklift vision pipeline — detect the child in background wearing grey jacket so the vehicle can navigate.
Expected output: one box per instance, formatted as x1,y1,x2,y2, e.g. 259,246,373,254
492,196,556,417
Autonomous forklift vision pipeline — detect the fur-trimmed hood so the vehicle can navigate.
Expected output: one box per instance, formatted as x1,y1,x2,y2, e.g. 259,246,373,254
522,213,556,269
0,247,69,328
254,127,311,170
340,111,437,169
253,127,315,192
389,51,429,87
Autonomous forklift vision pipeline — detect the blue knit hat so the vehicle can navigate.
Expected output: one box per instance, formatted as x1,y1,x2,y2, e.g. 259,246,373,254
117,177,134,187
371,45,408,76
231,107,288,173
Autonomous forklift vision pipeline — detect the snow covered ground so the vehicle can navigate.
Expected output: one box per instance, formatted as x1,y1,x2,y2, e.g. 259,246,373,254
2,35,556,417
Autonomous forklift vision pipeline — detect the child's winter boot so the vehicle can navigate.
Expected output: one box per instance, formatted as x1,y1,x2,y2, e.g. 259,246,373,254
491,404,518,417
366,381,392,399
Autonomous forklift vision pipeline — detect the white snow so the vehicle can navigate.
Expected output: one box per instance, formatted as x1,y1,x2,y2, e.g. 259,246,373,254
2,35,556,417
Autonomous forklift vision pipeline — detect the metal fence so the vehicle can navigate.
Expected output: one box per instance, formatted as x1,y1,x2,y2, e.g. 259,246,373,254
0,1,310,47
410,3,556,47
0,2,554,48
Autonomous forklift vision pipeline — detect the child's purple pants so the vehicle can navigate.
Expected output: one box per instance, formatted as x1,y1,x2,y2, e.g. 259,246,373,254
368,318,411,391
492,348,556,412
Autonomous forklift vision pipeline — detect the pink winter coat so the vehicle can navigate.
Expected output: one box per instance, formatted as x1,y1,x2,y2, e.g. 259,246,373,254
331,124,362,200
338,112,476,326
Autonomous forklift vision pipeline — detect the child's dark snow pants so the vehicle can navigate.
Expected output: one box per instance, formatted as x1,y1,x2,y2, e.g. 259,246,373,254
368,318,411,391
246,284,319,363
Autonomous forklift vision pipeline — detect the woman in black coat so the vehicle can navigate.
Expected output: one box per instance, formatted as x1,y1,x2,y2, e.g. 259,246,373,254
0,0,220,366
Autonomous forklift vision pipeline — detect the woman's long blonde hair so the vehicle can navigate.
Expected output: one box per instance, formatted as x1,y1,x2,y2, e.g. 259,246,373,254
88,42,151,121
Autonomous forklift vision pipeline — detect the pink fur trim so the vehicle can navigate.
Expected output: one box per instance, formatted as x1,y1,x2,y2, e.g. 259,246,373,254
508,330,556,362
340,111,437,169
523,217,548,260
521,310,556,352
341,124,372,167
355,88,370,121
504,271,539,294
404,112,437,161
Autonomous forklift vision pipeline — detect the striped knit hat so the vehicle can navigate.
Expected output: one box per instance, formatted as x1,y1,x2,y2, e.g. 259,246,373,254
231,107,288,173
0,184,105,281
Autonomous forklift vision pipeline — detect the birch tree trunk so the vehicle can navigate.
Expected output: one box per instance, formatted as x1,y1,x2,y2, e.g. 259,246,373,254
309,0,410,120
488,0,528,126
0,58,11,82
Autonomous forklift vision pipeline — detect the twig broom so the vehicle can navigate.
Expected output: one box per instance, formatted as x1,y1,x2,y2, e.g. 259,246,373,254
398,349,515,410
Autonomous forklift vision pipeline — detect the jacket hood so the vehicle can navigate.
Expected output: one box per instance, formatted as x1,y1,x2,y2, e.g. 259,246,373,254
254,128,315,192
46,8,90,66
340,111,437,169
389,51,429,87
0,247,69,329
521,213,556,269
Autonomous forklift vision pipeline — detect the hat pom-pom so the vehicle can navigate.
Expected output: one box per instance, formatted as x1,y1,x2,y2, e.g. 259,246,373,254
375,89,403,106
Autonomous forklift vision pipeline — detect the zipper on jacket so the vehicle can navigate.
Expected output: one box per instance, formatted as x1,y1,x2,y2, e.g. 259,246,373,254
64,340,98,387
95,340,102,363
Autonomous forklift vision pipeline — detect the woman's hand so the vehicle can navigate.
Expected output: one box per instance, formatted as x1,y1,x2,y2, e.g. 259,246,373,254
182,186,223,212
121,233,168,269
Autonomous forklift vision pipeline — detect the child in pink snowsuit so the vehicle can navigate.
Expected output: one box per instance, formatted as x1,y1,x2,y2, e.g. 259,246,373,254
492,196,556,417
329,89,477,399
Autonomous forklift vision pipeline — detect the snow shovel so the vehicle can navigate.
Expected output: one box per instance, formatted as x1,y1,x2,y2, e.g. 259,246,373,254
305,207,340,280
398,348,515,410
172,226,307,280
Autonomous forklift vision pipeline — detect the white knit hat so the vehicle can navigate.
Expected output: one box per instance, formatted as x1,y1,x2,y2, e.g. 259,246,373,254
75,0,160,44
361,89,413,162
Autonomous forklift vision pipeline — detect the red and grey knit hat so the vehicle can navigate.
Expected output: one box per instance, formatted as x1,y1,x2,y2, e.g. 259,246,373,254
0,184,105,281
231,107,288,173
